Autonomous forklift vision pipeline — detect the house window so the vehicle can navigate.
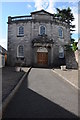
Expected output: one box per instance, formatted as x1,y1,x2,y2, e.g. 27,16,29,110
39,26,46,35
58,27,63,38
19,26,24,36
59,46,64,58
17,45,24,57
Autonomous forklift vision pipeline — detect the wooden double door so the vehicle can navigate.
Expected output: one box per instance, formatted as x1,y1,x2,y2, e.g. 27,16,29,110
37,52,48,65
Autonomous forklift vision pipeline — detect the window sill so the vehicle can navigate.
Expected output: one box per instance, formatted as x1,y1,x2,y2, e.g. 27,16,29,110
59,37,64,39
16,57,24,60
38,34,47,36
59,57,64,59
17,35,24,37
17,56,24,58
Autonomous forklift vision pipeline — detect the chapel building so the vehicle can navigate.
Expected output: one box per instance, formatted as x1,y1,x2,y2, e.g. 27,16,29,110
7,9,70,67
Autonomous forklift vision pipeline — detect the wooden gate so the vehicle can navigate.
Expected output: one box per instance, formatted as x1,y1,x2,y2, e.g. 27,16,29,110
37,52,48,65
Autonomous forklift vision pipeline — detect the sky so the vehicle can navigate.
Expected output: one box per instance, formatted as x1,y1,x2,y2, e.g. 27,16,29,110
0,0,80,49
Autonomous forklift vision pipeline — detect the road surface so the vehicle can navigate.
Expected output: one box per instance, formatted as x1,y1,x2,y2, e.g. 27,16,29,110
2,68,79,118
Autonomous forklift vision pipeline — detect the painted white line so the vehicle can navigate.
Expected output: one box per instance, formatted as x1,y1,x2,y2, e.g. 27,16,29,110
51,69,79,90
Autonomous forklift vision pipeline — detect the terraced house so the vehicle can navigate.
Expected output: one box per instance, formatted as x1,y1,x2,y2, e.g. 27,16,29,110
7,9,70,67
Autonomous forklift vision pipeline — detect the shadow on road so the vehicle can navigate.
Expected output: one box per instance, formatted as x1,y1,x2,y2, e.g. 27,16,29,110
2,70,79,119
2,67,25,101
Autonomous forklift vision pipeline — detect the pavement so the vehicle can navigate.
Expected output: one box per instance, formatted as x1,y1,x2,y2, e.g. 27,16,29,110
2,68,79,118
1,66,30,119
2,67,24,101
2,66,31,101
52,68,79,89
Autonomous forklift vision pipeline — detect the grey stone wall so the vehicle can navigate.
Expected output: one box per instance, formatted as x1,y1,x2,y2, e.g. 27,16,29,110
65,50,78,69
8,22,33,66
32,12,53,20
31,21,70,45
7,11,70,67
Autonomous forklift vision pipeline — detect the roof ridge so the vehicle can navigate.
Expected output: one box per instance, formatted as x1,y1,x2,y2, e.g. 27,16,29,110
31,9,53,16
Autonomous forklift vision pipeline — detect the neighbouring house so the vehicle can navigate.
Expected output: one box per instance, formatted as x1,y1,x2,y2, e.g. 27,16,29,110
78,40,80,50
7,9,71,67
78,40,80,69
0,45,7,68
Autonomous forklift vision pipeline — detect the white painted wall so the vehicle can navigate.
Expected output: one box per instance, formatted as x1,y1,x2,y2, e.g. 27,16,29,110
0,54,5,68
78,40,80,50
0,54,2,68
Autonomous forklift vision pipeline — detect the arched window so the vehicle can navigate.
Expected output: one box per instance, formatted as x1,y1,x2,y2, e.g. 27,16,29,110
59,46,64,58
58,27,63,38
39,26,46,35
19,26,24,35
17,45,24,57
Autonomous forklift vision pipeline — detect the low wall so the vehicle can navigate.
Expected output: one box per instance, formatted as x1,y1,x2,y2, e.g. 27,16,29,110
65,50,78,69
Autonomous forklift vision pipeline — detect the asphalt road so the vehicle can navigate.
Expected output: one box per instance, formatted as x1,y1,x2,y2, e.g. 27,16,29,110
2,68,79,118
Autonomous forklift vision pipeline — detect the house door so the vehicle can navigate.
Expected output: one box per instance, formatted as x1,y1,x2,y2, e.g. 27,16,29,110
37,52,48,65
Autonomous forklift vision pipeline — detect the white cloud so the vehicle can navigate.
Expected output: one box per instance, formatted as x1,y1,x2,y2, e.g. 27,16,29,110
33,0,56,13
0,38,7,50
46,0,56,13
27,4,32,8
33,0,43,10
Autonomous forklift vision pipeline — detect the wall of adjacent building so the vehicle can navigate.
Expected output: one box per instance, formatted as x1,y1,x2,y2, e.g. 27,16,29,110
65,50,78,69
0,54,5,68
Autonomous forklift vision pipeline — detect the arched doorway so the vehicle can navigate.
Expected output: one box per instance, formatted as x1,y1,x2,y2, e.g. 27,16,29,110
37,47,48,65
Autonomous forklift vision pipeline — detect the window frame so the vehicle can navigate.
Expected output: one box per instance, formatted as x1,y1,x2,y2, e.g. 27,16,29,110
18,26,24,37
58,27,63,38
59,46,64,58
17,45,24,58
39,25,46,35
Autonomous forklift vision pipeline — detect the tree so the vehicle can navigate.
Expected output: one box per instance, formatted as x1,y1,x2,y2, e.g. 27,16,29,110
72,42,78,51
54,7,75,33
54,7,76,51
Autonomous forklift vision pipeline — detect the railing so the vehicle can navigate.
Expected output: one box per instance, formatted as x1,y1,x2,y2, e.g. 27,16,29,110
10,15,32,21
8,15,68,27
